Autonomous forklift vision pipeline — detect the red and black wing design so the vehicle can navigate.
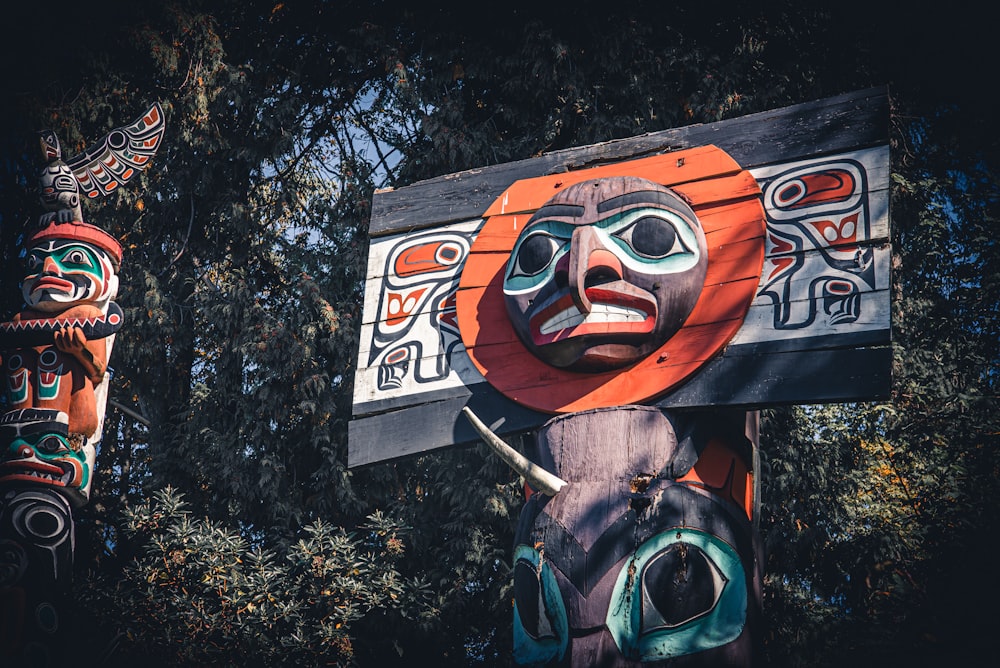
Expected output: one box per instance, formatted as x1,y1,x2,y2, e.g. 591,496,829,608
67,102,166,199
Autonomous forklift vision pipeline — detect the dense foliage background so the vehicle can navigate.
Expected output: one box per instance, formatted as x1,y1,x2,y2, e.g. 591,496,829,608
1,2,996,666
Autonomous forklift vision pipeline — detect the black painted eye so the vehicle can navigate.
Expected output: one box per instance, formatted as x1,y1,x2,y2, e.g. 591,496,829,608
514,558,555,639
36,436,66,455
510,233,562,278
63,249,91,267
615,216,686,259
26,253,43,271
640,543,727,631
512,545,569,664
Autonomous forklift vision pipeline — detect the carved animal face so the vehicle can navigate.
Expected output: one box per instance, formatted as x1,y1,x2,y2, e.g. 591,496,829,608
502,177,707,371
0,432,90,495
21,239,119,312
0,411,94,505
37,161,80,213
512,408,760,667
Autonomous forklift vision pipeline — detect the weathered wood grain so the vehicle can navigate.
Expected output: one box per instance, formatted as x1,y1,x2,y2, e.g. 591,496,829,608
348,343,889,466
369,87,887,236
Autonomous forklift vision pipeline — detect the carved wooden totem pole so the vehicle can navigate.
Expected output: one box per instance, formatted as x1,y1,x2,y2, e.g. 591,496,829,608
0,104,164,666
349,89,891,666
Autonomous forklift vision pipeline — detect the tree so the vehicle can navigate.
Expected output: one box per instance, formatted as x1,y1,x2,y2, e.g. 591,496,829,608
1,1,997,666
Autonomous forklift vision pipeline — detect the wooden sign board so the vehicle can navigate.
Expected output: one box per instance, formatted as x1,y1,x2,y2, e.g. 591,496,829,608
349,87,890,467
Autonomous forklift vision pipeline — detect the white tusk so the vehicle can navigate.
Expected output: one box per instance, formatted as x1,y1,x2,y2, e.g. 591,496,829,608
461,407,567,496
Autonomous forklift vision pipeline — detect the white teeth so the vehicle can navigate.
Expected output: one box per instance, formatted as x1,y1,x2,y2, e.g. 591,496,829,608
539,303,647,335
12,469,60,482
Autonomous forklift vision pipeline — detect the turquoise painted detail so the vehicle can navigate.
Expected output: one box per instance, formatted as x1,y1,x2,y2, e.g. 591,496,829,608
605,528,746,661
26,244,103,280
7,368,28,404
37,362,63,401
5,432,89,491
512,544,569,666
503,208,700,296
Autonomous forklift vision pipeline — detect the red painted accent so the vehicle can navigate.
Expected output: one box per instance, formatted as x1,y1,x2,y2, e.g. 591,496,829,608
385,288,427,326
438,294,459,330
385,348,409,364
457,145,766,413
676,437,753,520
777,169,854,209
394,242,459,277
768,256,796,280
32,276,75,292
769,233,794,255
527,290,655,345
809,212,860,250
27,221,123,265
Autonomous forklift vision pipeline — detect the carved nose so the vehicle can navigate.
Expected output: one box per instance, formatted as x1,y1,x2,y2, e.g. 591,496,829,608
42,256,60,274
568,226,623,314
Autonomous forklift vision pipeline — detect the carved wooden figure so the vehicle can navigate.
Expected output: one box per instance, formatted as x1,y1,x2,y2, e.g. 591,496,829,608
0,103,163,667
462,160,764,665
349,87,891,667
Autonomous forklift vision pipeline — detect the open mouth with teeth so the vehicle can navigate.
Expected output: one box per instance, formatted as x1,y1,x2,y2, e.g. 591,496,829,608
0,460,79,487
529,285,656,346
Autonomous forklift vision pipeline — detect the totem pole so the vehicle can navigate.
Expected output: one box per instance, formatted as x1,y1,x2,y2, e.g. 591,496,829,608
0,103,164,666
349,88,891,666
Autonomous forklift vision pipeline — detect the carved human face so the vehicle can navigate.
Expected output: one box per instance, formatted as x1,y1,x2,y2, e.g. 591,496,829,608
503,177,707,371
21,239,119,312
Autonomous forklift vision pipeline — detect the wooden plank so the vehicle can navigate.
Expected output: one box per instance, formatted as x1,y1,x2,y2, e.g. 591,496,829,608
369,87,887,236
655,345,892,407
347,387,547,468
481,144,745,216
351,362,475,415
355,233,889,418
351,345,484,408
347,345,892,466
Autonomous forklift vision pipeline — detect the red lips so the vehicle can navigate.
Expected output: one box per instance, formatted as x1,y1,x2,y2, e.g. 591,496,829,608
31,276,75,293
529,285,657,345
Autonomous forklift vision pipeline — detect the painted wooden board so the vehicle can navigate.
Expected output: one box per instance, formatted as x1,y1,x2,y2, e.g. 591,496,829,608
349,88,890,468
368,87,888,236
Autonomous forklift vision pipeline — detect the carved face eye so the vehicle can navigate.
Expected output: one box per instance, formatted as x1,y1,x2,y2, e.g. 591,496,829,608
26,253,43,272
606,528,747,661
508,232,563,279
60,248,93,268
614,215,688,260
640,543,728,631
512,545,568,665
35,436,68,455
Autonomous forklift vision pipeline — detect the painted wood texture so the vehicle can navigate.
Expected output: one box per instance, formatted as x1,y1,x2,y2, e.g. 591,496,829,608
368,87,888,236
456,146,766,412
349,87,890,468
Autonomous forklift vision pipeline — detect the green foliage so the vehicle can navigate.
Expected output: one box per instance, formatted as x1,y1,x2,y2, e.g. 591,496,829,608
759,100,1000,666
79,487,421,667
2,1,997,666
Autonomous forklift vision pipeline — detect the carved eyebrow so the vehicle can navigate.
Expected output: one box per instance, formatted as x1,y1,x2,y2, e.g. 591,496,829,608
529,204,585,220
597,190,682,213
